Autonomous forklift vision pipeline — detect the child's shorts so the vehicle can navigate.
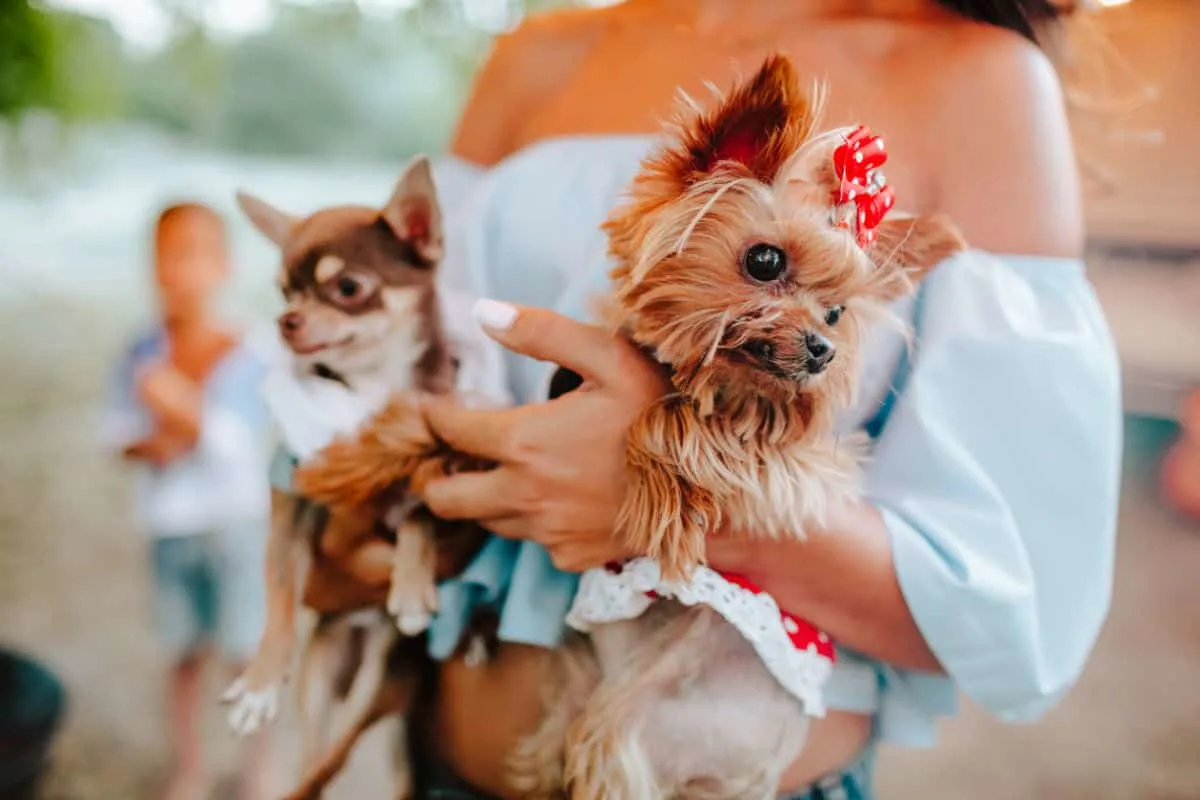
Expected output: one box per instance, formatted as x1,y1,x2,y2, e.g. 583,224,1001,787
150,527,267,662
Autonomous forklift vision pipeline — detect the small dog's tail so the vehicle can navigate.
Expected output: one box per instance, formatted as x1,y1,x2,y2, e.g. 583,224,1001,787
293,395,436,513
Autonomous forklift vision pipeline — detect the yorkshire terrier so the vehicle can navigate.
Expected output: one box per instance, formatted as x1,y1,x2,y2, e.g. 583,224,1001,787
509,56,967,800
220,156,493,798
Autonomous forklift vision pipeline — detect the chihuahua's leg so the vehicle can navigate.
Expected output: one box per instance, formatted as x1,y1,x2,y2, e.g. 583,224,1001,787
224,489,311,735
295,614,349,765
317,507,395,590
385,715,415,800
507,632,599,800
283,622,415,800
617,400,719,582
293,395,434,512
385,507,439,636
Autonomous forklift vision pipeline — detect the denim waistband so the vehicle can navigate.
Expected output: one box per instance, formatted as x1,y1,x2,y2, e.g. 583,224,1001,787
781,747,874,800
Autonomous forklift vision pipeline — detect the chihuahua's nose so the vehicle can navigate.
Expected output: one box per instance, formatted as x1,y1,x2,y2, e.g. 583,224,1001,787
804,331,835,374
278,311,304,339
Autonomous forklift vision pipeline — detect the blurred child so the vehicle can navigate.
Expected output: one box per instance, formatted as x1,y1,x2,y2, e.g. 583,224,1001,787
102,202,278,800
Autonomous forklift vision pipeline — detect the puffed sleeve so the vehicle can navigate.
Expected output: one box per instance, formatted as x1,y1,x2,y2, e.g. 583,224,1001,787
867,252,1121,725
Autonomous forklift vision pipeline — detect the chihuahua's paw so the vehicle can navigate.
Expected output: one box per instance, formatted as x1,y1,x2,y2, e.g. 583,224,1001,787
463,634,490,669
388,579,439,636
222,678,281,736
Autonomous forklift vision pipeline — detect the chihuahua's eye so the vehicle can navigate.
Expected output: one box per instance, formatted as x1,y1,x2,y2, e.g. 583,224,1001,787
326,270,379,305
825,305,844,326
743,243,787,283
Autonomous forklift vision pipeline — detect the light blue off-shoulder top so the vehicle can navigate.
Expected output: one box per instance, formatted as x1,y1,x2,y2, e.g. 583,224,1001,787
418,137,1121,747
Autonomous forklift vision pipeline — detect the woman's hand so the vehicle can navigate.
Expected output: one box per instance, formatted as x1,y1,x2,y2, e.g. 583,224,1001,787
420,300,670,572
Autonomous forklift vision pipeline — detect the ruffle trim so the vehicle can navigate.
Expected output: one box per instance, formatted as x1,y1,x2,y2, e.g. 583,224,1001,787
566,557,835,716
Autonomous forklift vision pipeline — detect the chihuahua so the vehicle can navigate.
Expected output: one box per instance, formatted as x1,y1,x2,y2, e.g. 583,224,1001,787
221,156,489,798
510,56,967,799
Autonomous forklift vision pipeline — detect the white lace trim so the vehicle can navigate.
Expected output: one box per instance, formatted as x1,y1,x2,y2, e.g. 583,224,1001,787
566,558,833,717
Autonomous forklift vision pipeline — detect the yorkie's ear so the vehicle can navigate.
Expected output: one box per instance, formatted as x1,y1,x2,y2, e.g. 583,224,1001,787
867,213,967,300
237,191,299,247
381,154,444,264
666,54,819,185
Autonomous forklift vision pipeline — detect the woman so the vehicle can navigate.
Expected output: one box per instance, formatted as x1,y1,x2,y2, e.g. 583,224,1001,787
388,1,1120,797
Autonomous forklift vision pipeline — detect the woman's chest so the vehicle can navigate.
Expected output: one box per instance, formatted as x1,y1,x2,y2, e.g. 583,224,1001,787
512,29,938,214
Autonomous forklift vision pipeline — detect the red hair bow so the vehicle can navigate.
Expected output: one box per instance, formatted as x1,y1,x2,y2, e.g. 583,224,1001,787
831,125,894,247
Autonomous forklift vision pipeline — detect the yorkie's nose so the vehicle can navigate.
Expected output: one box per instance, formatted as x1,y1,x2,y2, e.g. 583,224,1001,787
804,331,835,374
278,311,304,339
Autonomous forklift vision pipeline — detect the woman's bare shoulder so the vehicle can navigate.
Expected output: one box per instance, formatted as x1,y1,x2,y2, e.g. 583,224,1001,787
509,3,629,38
450,6,626,165
916,24,1083,256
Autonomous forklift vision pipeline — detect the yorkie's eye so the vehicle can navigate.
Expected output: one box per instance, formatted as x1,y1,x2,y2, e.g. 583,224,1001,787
825,305,844,326
743,243,788,283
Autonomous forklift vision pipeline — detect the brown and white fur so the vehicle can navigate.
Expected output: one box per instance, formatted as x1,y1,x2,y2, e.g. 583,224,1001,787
510,56,967,800
221,156,480,798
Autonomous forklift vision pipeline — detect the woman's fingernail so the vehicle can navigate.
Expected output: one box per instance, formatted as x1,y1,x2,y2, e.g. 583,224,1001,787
472,298,518,332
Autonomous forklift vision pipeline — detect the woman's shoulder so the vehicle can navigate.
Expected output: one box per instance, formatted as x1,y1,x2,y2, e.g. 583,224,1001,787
909,22,1082,257
505,3,629,40
926,20,1061,101
451,5,628,164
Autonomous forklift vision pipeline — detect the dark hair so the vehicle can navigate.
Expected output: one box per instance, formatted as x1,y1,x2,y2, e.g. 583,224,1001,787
935,0,1068,43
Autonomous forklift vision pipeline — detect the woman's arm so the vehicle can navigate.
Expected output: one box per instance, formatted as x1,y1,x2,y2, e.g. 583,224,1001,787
707,504,942,672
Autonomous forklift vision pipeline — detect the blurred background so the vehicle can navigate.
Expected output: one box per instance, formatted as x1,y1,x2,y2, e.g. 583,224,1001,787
0,0,1198,798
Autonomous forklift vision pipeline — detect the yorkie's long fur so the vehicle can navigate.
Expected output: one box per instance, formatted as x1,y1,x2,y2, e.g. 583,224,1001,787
509,55,966,800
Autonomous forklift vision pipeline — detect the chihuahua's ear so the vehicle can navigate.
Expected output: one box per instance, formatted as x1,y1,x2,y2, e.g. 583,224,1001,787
236,191,299,247
381,155,444,264
866,213,967,300
668,55,817,185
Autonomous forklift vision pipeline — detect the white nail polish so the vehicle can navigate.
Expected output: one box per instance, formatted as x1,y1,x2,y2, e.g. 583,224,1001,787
473,298,518,331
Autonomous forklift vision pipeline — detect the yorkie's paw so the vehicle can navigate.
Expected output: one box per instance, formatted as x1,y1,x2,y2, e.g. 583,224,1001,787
619,482,711,583
387,575,439,636
221,677,281,736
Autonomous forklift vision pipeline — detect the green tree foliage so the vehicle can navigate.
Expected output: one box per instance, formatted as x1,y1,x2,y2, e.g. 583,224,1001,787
1,0,585,155
0,1,126,121
0,0,61,118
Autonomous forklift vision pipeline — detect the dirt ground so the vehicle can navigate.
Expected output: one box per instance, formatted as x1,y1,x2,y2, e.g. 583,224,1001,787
2,293,1198,800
